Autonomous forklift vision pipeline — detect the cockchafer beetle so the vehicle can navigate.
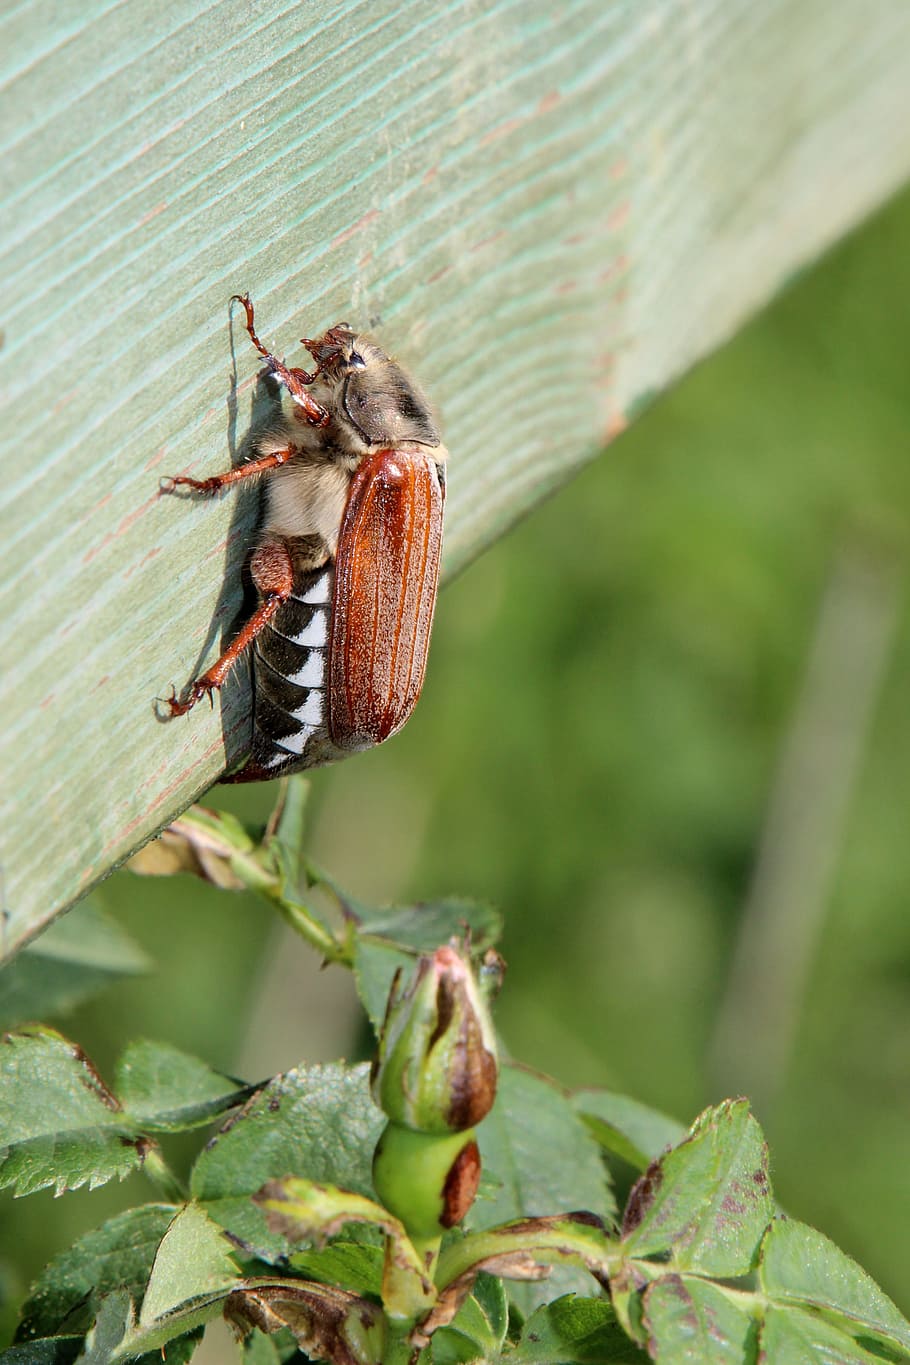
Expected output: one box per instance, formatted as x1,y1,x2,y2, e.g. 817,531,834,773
162,295,446,781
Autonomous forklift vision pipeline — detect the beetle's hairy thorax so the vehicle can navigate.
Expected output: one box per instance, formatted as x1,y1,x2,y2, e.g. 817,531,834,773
263,450,354,559
261,349,445,554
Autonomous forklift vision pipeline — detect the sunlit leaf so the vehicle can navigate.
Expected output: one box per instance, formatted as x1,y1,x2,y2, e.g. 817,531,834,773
759,1304,895,1363
621,1099,772,1276
139,1204,240,1326
641,1275,754,1362
0,1028,145,1196
759,1218,910,1355
511,1295,642,1363
190,1063,383,1259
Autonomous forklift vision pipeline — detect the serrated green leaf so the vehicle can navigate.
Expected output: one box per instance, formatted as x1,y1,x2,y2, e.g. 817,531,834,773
0,901,149,1030
356,899,502,953
430,1316,495,1363
511,1295,643,1363
289,1241,385,1299
474,1064,615,1315
431,1273,510,1363
760,1218,910,1355
641,1276,755,1362
573,1090,687,1171
475,1066,617,1226
190,1063,384,1259
760,1304,893,1363
0,1027,145,1196
75,1290,133,1365
116,1040,254,1132
140,1204,240,1326
622,1099,773,1277
15,1205,178,1341
0,1340,82,1364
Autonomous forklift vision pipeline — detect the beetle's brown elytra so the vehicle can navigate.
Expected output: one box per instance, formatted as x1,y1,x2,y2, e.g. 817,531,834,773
162,295,447,780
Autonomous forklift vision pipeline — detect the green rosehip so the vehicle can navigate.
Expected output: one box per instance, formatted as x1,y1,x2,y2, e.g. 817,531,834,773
372,1120,481,1241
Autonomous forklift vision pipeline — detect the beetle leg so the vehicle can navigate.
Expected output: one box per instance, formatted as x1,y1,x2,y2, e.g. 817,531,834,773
232,293,330,427
166,538,296,716
280,533,333,576
160,447,295,497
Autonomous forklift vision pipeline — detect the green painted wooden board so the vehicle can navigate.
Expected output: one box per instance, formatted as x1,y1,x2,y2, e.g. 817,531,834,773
3,0,910,958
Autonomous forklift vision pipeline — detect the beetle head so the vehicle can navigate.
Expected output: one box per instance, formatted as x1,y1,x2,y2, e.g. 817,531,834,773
303,326,441,450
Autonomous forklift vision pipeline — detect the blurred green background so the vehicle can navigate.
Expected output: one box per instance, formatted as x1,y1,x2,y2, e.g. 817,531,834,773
3,183,910,1337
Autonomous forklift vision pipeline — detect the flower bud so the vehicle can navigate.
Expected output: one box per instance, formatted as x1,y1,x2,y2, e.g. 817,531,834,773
371,945,498,1134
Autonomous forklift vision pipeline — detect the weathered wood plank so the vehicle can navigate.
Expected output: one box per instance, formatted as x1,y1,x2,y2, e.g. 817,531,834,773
2,0,910,956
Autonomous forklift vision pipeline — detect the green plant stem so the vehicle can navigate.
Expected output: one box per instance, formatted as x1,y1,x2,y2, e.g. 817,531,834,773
435,1218,616,1292
264,890,353,965
379,1235,437,1326
412,1232,441,1281
381,1320,421,1365
143,1146,187,1203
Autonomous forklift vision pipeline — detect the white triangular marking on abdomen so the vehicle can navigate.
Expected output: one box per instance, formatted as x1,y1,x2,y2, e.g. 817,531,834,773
274,729,310,755
290,610,328,647
287,651,325,688
291,691,324,726
293,572,332,605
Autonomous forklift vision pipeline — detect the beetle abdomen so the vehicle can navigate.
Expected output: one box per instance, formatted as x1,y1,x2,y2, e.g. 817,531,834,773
243,566,336,777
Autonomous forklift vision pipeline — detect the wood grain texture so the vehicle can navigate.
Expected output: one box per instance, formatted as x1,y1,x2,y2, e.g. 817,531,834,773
2,0,910,956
